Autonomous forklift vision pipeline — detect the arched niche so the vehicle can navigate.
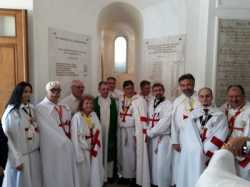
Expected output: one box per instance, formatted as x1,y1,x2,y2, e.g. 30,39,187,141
97,2,143,89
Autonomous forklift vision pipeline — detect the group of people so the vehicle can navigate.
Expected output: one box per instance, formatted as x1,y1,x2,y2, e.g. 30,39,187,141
0,73,250,187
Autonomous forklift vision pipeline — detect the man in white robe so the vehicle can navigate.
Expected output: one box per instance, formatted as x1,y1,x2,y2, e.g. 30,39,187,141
117,80,137,183
221,85,250,180
196,137,250,187
35,81,79,187
177,87,229,187
146,83,172,187
132,80,152,187
93,81,118,182
61,80,84,114
171,73,200,185
107,76,123,101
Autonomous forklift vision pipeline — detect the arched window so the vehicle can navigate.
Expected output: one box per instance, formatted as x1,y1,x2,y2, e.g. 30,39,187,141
114,36,127,73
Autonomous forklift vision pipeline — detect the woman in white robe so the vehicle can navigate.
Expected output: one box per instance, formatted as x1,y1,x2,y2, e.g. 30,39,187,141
71,95,104,187
1,82,42,187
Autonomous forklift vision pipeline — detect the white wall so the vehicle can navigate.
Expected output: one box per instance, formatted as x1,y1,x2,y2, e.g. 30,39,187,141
1,0,218,101
184,0,210,90
206,0,250,92
142,0,187,38
0,0,33,10
30,0,194,102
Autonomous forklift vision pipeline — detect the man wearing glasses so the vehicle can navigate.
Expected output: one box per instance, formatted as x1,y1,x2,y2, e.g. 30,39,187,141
61,80,85,115
35,81,79,187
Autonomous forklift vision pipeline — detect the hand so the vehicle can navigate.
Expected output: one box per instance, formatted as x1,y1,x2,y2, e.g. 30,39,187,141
173,144,181,152
16,164,24,171
223,137,250,156
0,166,4,176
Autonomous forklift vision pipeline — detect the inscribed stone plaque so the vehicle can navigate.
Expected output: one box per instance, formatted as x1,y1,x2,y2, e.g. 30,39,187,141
215,19,250,106
143,35,185,100
48,28,91,97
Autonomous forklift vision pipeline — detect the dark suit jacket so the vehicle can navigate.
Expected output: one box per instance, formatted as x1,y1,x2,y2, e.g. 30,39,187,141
0,122,8,169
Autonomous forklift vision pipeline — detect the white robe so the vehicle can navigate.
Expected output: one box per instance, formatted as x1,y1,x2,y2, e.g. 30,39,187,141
196,149,250,187
132,95,152,187
221,102,250,180
97,96,112,180
109,89,123,101
177,106,229,187
117,96,137,178
71,111,104,187
1,104,42,187
60,94,80,115
171,93,200,184
35,97,79,187
147,98,173,187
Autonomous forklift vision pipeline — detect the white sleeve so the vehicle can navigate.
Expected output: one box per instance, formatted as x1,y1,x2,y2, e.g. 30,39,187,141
171,106,180,144
204,115,229,156
147,103,172,138
71,114,87,163
244,114,250,137
3,111,24,167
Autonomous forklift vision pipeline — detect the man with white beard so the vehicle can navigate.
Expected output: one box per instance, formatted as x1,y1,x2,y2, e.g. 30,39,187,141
177,87,229,187
146,83,172,187
35,81,79,187
221,85,250,180
171,74,200,186
132,80,152,187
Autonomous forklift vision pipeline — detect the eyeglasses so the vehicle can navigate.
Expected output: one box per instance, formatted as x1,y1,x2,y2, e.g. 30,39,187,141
50,88,61,93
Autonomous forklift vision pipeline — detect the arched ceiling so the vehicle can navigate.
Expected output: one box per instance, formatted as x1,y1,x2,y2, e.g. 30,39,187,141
98,2,143,33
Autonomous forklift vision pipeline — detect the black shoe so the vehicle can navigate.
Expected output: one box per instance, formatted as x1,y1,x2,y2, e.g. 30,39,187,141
107,177,115,184
117,177,128,184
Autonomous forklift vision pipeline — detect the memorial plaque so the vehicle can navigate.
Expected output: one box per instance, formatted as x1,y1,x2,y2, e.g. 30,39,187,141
48,28,91,97
215,19,250,105
144,35,185,100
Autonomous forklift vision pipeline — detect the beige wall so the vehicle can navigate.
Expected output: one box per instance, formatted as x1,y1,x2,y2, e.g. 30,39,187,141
100,24,137,89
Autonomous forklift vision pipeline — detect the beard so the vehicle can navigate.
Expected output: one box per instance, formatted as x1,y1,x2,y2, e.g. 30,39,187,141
182,89,194,97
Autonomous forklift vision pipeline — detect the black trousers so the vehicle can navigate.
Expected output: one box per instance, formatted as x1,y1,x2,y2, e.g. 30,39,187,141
0,175,4,186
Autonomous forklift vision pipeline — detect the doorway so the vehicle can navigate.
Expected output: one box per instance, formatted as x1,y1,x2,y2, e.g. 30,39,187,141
0,9,28,115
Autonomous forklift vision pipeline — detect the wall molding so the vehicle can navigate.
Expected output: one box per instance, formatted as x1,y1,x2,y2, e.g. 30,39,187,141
216,0,250,9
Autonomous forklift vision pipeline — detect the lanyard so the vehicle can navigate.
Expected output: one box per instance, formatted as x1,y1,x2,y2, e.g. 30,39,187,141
54,105,63,124
22,105,32,118
226,104,244,131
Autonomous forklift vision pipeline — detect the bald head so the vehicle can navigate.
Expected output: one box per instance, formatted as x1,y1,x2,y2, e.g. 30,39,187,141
198,87,213,107
71,80,84,99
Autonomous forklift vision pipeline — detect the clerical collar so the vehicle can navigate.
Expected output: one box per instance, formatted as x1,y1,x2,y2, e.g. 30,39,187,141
154,97,165,108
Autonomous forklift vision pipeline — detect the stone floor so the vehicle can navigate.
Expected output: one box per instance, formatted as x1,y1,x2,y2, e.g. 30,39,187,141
106,184,129,187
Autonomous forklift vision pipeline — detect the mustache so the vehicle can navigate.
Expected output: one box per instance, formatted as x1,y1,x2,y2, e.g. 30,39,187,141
183,89,194,97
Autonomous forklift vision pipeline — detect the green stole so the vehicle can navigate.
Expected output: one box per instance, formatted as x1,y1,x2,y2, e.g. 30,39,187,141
93,96,118,162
